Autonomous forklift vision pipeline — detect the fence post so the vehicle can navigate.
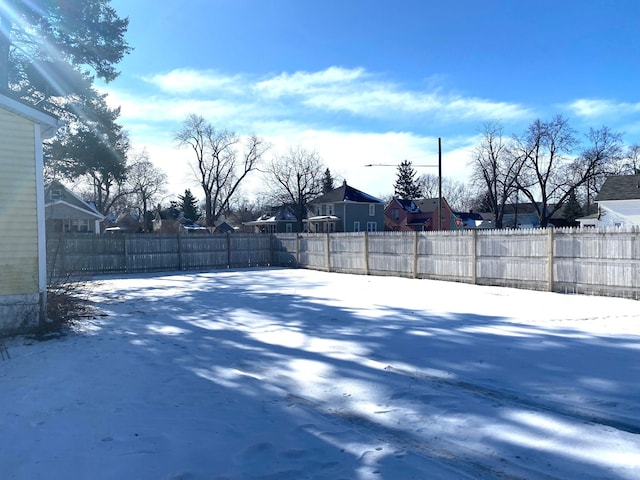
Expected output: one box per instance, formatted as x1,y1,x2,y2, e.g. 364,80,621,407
59,232,66,277
471,229,478,284
364,231,370,275
177,232,183,271
226,232,232,268
325,233,331,272
547,228,554,292
413,231,419,279
296,233,300,267
124,234,129,273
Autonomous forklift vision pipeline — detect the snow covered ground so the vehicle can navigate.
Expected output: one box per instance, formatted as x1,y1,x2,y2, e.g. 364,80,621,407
2,267,639,480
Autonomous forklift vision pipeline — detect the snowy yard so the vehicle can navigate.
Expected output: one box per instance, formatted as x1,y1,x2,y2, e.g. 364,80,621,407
2,267,639,480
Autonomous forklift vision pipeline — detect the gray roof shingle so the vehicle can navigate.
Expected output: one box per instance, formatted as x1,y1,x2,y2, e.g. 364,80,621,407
310,182,383,204
595,175,640,201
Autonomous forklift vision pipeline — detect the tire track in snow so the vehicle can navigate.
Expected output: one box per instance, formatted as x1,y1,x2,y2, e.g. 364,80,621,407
384,365,640,435
284,392,563,480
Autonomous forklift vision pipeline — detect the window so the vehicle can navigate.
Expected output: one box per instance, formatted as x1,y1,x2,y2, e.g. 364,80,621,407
369,204,375,216
286,223,293,233
391,208,400,221
353,221,360,232
327,204,334,216
329,222,335,232
367,222,377,232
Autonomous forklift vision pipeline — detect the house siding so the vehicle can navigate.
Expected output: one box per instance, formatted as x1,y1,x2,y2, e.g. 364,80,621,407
0,108,39,295
0,107,42,332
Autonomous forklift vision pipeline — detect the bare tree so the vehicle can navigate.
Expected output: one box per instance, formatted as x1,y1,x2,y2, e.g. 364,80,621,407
623,144,640,174
127,149,167,231
175,114,268,227
514,116,622,227
578,126,624,215
470,122,523,228
266,146,325,232
418,173,474,212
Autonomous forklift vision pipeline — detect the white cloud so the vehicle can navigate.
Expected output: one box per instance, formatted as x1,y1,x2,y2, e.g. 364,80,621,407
255,66,530,122
98,66,525,202
567,99,640,118
143,69,244,95
255,66,367,97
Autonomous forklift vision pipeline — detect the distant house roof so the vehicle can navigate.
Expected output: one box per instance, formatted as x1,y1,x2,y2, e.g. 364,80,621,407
45,180,104,220
480,202,566,218
454,211,483,222
596,175,640,201
244,204,302,226
413,197,451,214
393,198,421,213
310,181,383,204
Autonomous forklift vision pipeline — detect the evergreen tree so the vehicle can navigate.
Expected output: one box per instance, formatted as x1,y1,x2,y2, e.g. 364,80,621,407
394,160,421,199
47,94,129,214
0,0,131,100
321,168,335,193
562,191,583,225
179,189,200,222
1,0,132,215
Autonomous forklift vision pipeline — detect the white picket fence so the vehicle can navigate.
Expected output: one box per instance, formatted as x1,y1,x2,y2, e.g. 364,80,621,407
273,227,640,300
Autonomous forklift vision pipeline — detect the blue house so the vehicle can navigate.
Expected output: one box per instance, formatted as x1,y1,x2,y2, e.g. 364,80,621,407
306,181,384,232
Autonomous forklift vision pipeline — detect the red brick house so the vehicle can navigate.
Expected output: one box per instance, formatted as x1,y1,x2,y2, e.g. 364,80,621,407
384,197,455,231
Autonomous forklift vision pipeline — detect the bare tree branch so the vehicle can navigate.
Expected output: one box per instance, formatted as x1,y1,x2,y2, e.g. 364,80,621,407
175,114,267,227
266,146,325,232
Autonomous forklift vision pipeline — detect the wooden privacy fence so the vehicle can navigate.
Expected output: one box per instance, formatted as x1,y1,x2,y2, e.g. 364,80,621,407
48,227,640,300
47,233,273,277
272,227,640,300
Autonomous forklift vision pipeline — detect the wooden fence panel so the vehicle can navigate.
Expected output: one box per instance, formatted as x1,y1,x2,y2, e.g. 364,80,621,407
181,235,228,270
272,234,297,267
297,234,329,270
329,233,367,274
475,229,548,289
417,231,473,281
229,234,272,267
554,227,640,297
47,228,640,300
125,234,180,272
368,232,414,277
47,235,126,275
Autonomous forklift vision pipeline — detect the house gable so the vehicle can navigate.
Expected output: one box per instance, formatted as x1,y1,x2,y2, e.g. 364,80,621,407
45,180,104,234
308,182,384,232
589,176,640,227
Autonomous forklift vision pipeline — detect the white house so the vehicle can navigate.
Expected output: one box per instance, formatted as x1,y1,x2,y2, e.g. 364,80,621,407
0,93,60,334
578,175,640,228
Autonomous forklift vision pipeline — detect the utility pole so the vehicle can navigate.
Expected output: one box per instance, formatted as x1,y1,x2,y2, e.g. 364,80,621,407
438,137,442,230
364,137,444,230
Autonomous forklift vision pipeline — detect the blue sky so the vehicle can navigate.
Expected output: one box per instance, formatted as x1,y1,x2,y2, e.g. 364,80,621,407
102,0,640,201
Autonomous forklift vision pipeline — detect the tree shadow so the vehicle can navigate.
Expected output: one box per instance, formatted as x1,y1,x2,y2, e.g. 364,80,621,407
33,267,640,478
